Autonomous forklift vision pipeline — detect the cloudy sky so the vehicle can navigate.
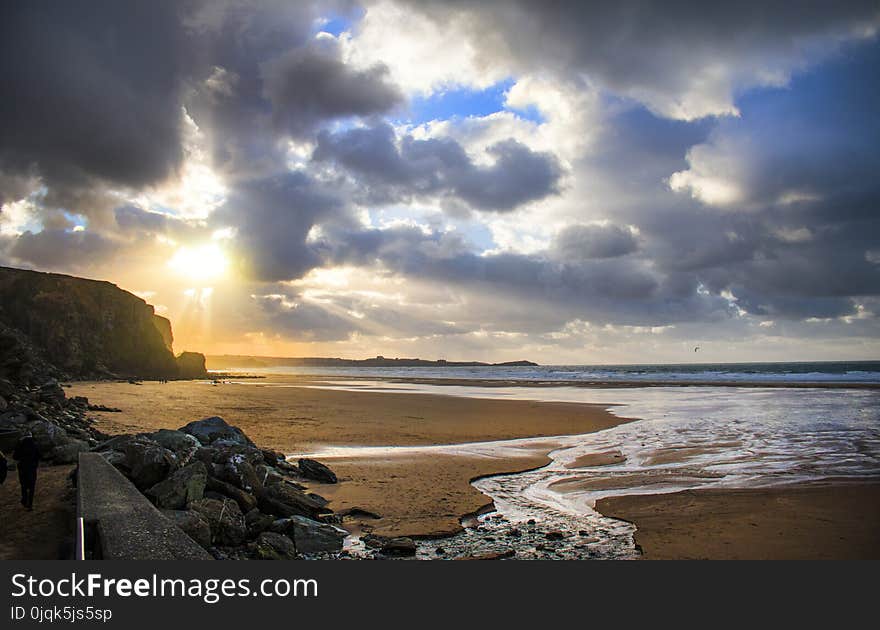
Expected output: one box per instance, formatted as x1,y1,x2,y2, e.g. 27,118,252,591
2,1,879,363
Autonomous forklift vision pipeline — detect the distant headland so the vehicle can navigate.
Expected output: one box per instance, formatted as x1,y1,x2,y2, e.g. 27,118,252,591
206,355,539,370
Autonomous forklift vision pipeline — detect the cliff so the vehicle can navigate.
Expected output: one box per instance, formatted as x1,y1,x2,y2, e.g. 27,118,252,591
0,266,205,380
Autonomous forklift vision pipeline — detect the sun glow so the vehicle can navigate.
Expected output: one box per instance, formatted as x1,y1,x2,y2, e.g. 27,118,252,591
167,243,228,282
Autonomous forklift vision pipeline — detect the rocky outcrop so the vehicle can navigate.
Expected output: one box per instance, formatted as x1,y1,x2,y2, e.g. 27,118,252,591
95,415,347,559
176,351,208,379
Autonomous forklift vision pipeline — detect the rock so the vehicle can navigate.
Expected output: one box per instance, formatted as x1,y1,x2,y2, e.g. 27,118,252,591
435,547,446,555
37,380,66,406
0,378,14,398
176,351,208,379
250,532,297,560
306,492,329,508
86,404,121,412
336,507,381,520
123,437,177,489
48,439,89,464
546,531,565,540
189,498,247,547
94,434,138,453
147,429,201,456
213,456,262,493
275,459,299,475
275,516,346,554
244,509,276,538
259,482,330,519
145,462,207,509
97,449,127,468
261,449,283,465
162,509,212,549
380,537,417,557
0,396,6,412
0,411,28,428
507,528,522,538
362,534,387,549
297,458,337,484
179,416,254,447
205,476,258,513
29,419,70,452
254,464,283,487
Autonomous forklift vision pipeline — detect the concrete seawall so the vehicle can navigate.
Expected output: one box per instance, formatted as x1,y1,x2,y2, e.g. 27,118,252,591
77,453,211,560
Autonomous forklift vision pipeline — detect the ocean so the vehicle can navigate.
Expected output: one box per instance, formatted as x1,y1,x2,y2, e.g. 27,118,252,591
220,360,880,384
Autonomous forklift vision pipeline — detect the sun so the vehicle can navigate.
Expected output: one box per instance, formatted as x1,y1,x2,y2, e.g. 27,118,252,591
167,243,228,282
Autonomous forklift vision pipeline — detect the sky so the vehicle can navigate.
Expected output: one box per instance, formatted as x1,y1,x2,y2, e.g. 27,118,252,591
1,0,879,364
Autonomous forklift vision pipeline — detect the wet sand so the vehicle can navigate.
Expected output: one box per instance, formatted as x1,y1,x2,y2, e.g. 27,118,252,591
596,481,880,560
69,377,628,537
0,464,76,560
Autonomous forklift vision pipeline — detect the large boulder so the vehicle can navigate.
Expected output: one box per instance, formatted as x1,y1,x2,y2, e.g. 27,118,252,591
213,455,262,493
179,417,254,447
48,439,90,464
298,458,338,484
28,419,70,453
244,509,276,539
250,532,298,560
146,462,207,509
162,509,212,549
273,516,347,554
94,433,138,453
147,429,201,458
259,482,331,519
189,498,247,547
123,437,177,490
205,476,258,513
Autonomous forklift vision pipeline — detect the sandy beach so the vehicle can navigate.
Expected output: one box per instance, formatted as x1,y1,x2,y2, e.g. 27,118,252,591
66,377,880,554
596,480,880,560
69,377,628,537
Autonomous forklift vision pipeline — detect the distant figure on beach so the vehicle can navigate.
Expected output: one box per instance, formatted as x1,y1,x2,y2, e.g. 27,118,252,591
12,435,40,510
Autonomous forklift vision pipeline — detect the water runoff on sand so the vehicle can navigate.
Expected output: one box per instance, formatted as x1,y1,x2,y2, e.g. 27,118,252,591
296,380,880,560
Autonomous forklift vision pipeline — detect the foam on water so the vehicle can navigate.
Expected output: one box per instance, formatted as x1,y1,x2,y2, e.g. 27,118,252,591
295,382,880,559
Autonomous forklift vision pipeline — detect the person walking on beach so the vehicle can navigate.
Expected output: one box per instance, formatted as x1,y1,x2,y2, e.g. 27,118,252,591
12,435,40,510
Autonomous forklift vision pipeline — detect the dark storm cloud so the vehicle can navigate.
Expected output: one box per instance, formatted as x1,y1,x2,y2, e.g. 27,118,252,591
0,1,194,200
185,1,401,176
214,172,346,282
262,41,403,138
313,124,562,211
319,224,734,329
553,224,639,260
8,229,120,270
384,0,879,118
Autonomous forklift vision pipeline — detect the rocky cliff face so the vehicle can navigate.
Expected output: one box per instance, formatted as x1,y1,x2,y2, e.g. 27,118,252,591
0,266,205,380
